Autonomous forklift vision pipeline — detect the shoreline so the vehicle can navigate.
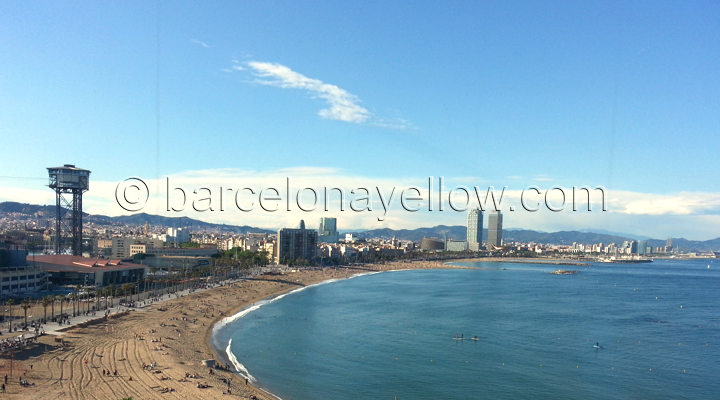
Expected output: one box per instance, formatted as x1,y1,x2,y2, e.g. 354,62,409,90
0,260,461,399
208,269,385,400
205,261,468,399
1,257,584,399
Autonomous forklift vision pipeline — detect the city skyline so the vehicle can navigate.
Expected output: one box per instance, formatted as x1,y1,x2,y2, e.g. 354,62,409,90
1,2,719,239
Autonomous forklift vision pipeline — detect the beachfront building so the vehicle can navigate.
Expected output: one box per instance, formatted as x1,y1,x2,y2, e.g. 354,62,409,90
420,237,445,251
467,208,483,251
445,239,468,252
32,255,147,287
0,247,48,297
276,220,318,264
487,211,503,248
318,217,339,243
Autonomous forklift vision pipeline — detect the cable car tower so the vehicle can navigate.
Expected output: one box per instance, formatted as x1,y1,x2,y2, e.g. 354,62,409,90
48,164,90,255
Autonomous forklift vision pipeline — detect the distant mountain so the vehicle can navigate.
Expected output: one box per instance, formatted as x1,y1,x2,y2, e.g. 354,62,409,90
0,202,273,234
577,229,653,241
87,212,273,234
663,237,720,253
0,202,56,215
353,225,467,242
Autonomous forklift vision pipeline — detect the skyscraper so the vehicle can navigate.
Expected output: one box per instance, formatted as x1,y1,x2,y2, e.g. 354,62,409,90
318,217,339,243
467,208,483,251
487,211,503,247
276,219,318,264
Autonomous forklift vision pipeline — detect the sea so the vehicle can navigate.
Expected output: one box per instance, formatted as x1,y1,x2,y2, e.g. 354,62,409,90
211,259,719,399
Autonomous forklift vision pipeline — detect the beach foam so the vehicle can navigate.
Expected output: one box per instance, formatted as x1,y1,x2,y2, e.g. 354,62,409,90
211,270,386,400
225,338,257,383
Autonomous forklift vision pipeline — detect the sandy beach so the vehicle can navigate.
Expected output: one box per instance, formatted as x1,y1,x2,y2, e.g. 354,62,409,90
0,261,461,399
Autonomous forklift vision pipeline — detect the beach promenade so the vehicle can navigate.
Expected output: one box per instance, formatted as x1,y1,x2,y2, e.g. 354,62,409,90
0,260,460,399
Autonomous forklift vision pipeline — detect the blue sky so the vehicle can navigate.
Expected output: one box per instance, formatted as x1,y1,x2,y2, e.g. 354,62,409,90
1,1,719,239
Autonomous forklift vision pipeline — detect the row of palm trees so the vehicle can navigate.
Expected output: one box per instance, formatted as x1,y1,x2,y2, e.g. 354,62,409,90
3,298,35,331
3,280,161,330
1,259,269,331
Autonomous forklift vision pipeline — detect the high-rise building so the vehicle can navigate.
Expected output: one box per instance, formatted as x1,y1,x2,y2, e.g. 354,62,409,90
167,227,190,244
629,240,638,254
318,217,339,243
467,208,483,251
487,211,503,247
276,220,318,264
665,238,674,253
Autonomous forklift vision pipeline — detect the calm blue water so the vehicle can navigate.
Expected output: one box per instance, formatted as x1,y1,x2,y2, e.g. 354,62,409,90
213,259,720,399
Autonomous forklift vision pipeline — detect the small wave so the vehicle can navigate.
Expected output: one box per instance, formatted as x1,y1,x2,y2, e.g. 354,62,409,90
217,270,383,331
211,270,387,399
226,338,257,383
212,301,268,343
212,271,385,354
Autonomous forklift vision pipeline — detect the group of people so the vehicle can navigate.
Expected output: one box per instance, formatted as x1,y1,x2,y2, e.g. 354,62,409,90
0,373,35,391
0,333,39,352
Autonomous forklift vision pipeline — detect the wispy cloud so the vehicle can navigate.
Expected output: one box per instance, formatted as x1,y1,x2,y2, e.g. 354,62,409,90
369,117,416,130
244,61,370,123
190,38,210,48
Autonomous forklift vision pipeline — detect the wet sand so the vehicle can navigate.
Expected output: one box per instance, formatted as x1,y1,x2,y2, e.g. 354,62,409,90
0,261,460,399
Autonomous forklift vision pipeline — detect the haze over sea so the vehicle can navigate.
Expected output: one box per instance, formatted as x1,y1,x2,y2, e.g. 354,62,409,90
213,260,719,399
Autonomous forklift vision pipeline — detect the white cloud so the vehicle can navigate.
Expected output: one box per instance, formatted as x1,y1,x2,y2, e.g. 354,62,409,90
244,61,370,123
609,190,720,216
190,38,210,48
3,169,720,239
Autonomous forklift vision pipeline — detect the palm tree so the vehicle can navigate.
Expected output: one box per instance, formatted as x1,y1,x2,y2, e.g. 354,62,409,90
122,283,133,304
69,293,76,317
74,284,82,315
107,284,116,308
21,299,31,328
42,296,51,322
94,287,100,311
50,295,56,321
102,287,110,309
5,299,14,331
59,295,64,319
